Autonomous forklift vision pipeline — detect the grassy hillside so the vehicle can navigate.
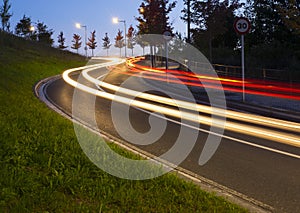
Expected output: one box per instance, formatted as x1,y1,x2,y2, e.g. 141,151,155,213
0,31,247,212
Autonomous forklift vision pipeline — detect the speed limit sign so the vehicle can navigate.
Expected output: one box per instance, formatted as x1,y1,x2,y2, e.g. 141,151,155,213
234,17,251,35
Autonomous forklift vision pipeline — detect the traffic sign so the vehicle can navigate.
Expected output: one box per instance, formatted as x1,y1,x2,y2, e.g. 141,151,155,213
163,30,172,41
234,17,251,35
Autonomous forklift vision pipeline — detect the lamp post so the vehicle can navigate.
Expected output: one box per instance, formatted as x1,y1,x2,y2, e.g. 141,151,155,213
76,23,88,58
187,0,191,43
113,17,127,58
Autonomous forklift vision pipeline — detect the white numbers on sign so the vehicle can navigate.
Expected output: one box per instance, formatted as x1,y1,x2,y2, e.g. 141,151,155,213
234,18,251,35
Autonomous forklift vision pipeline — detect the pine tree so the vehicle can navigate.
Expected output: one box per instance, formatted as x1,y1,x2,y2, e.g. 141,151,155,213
57,31,67,49
0,0,12,32
136,0,176,66
15,15,32,38
71,34,82,54
87,30,97,56
127,25,136,56
136,0,176,35
35,21,54,46
114,29,125,57
102,32,111,56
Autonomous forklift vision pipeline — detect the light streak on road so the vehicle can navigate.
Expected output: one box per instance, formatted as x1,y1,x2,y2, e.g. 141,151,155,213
82,66,300,133
111,65,300,101
126,57,300,100
62,58,300,149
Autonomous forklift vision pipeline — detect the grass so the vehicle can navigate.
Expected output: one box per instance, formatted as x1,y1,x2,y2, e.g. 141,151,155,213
0,31,247,212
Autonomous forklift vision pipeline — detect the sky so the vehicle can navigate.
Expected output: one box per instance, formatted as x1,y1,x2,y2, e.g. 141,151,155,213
9,0,187,56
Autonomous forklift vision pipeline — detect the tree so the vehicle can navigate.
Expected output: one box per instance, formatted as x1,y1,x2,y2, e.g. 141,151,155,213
114,29,125,57
87,30,97,56
170,32,185,54
57,31,67,49
136,0,176,35
136,0,176,66
181,0,240,62
277,0,300,35
0,0,12,32
35,21,54,46
127,25,136,56
15,15,32,38
245,0,299,44
102,32,111,56
71,34,82,54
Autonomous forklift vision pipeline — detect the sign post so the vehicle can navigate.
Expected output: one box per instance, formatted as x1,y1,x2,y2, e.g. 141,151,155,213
234,17,251,102
163,30,172,83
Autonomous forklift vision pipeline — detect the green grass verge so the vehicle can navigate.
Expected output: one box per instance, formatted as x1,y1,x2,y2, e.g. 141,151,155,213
0,32,247,212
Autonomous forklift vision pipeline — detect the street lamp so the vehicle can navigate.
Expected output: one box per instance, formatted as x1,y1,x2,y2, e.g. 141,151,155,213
112,17,127,58
29,26,35,32
75,22,88,58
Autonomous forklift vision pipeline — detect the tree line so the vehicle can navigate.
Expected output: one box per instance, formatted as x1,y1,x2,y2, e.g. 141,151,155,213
0,0,138,57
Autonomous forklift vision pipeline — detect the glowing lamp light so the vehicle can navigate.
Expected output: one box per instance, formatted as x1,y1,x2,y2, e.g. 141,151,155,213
29,26,35,31
75,23,81,29
112,17,119,24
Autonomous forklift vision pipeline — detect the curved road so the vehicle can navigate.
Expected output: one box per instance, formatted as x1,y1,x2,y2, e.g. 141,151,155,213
40,59,300,212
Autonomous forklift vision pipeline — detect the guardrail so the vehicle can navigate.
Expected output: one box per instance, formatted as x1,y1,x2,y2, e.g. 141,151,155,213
186,60,297,83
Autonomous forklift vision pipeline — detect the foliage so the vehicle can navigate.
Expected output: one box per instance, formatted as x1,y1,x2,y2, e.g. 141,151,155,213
57,31,67,49
87,30,97,56
182,0,240,62
278,0,300,35
136,0,176,35
114,29,125,57
34,21,54,46
127,25,136,56
0,0,12,32
71,33,82,54
169,32,186,54
15,15,32,38
102,32,111,56
245,0,300,45
15,17,53,46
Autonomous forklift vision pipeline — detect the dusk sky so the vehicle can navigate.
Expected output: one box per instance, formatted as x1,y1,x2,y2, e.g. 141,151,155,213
10,0,186,56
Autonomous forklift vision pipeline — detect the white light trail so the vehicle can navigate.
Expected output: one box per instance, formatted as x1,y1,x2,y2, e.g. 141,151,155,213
81,63,300,133
62,58,300,148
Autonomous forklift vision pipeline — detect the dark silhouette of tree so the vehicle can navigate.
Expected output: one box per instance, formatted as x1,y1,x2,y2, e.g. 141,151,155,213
114,29,125,57
0,0,12,32
136,0,176,66
15,15,32,38
136,0,176,35
87,30,97,56
35,21,54,46
278,0,300,35
182,0,240,62
245,0,299,44
102,32,111,56
71,34,82,54
57,31,67,49
127,25,136,56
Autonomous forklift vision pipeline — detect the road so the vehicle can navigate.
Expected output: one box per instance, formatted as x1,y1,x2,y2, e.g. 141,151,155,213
41,58,300,212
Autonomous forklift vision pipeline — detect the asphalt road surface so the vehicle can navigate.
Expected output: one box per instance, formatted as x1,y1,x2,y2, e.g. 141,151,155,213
43,62,300,212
